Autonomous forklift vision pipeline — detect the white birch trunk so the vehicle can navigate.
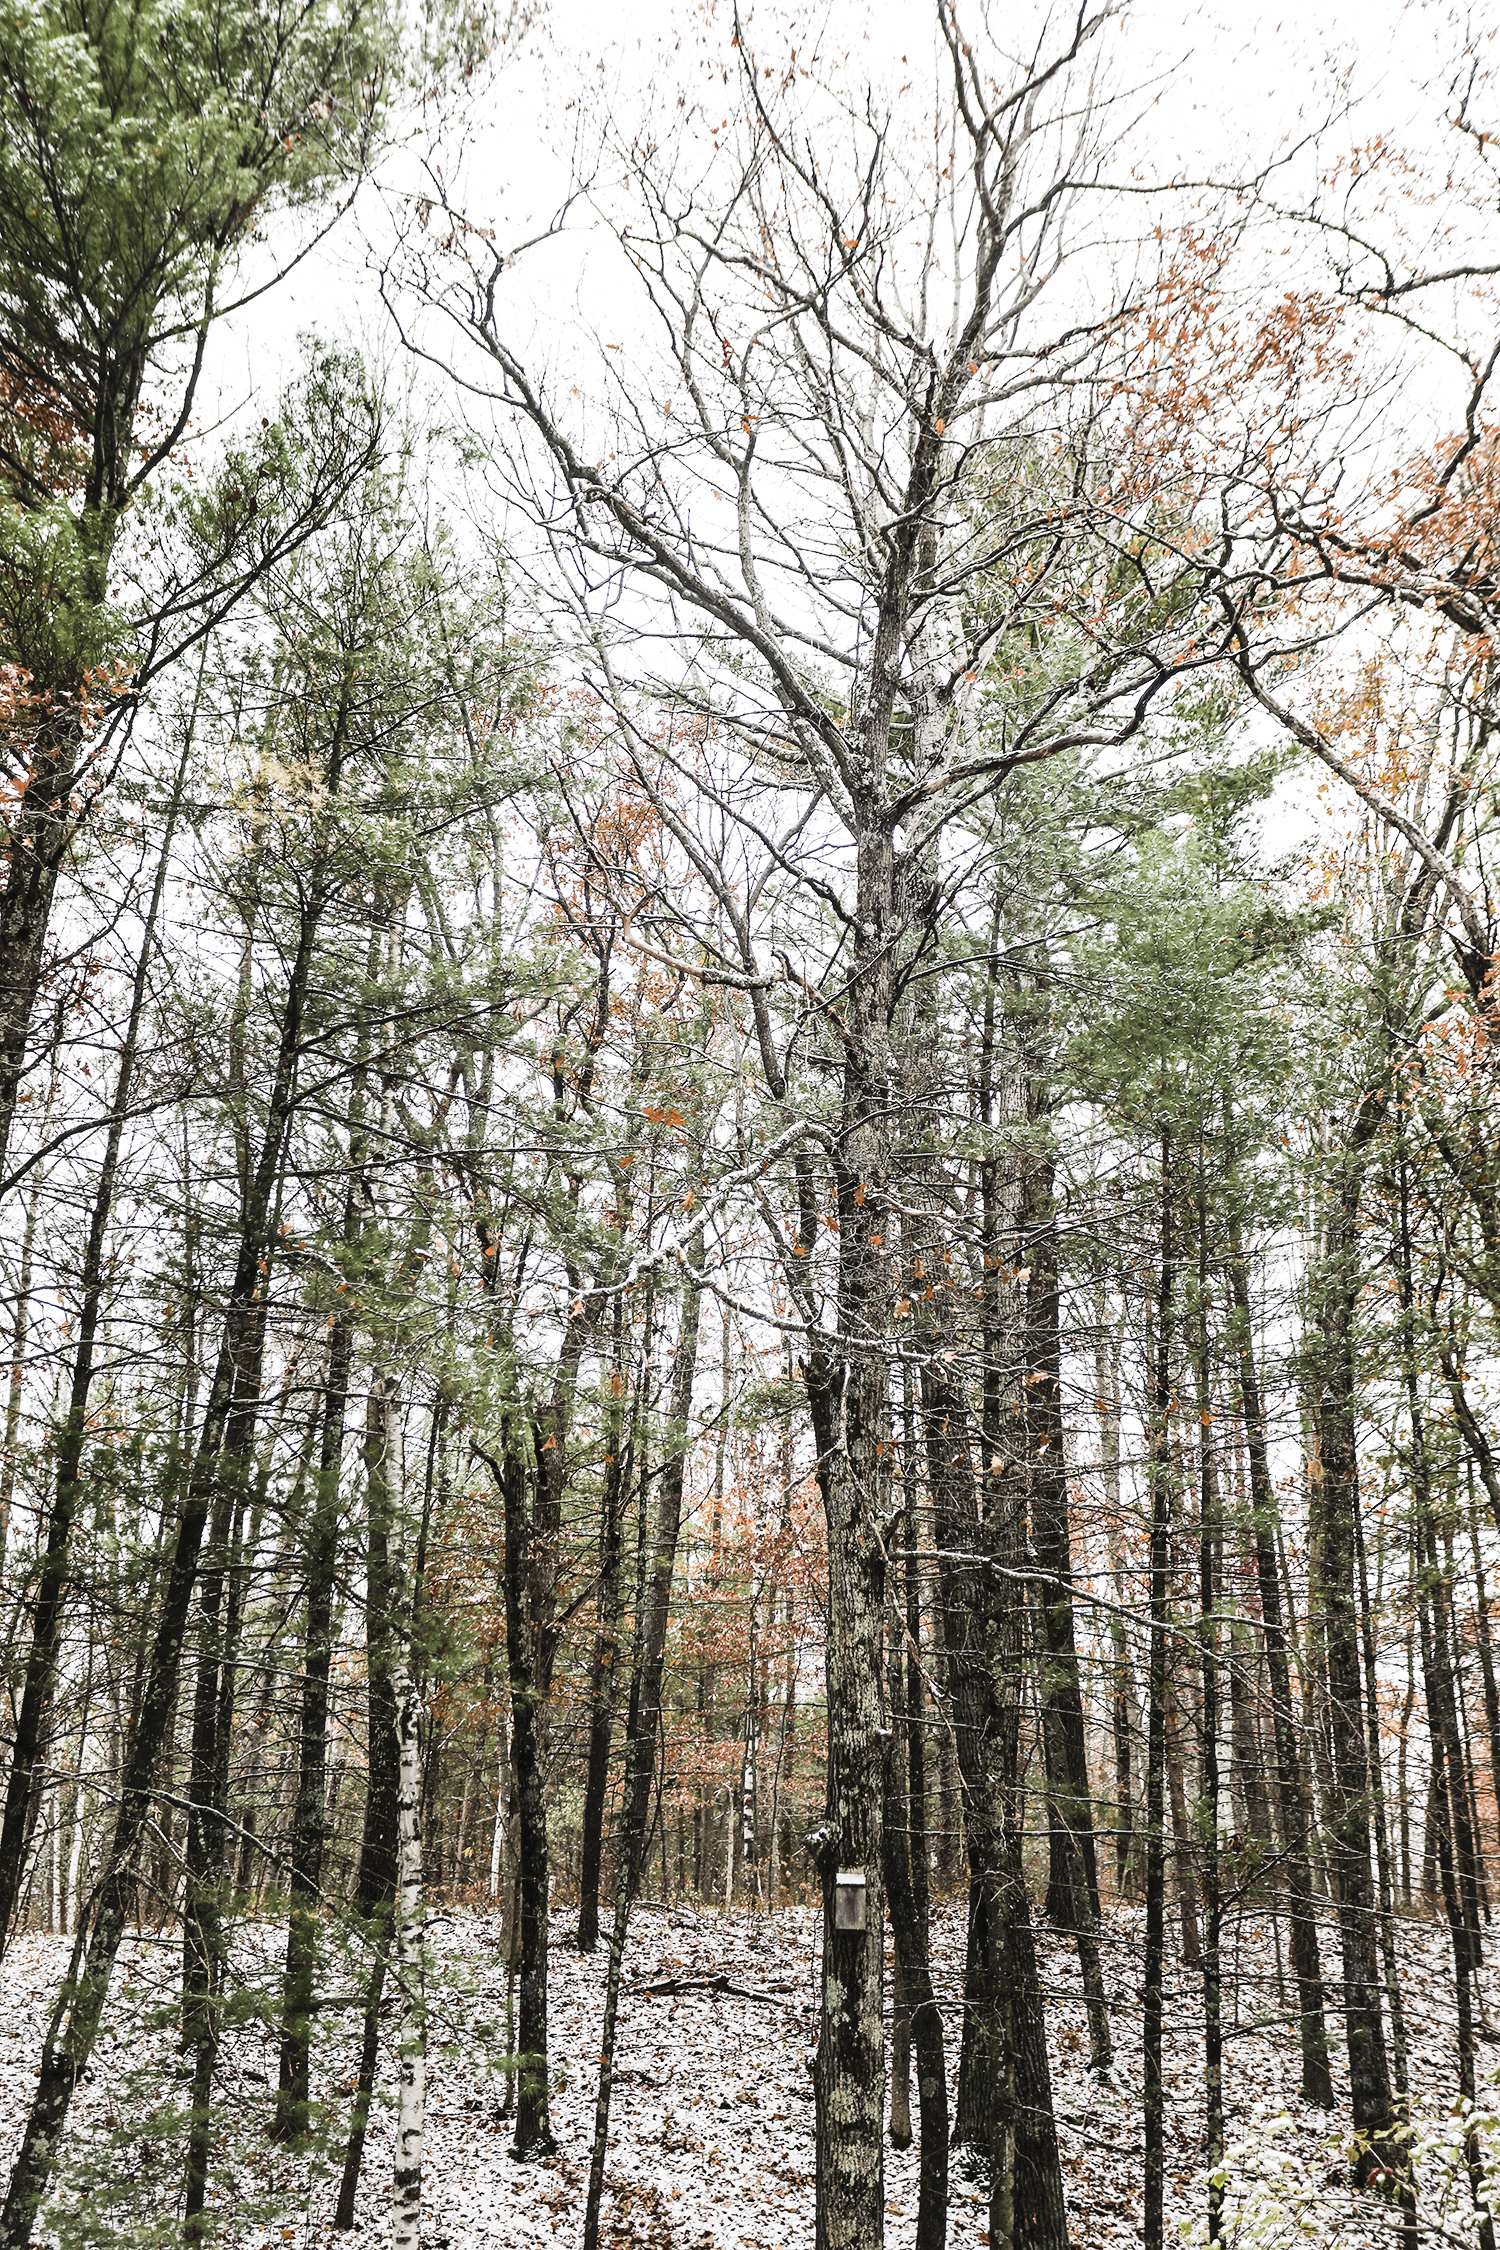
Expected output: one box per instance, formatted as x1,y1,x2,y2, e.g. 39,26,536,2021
722,1784,735,1906
741,1713,758,1906
391,1661,426,2250
65,1749,88,1934
488,1710,508,1903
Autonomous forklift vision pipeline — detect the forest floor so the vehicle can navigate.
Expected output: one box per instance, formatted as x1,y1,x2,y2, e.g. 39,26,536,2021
0,1897,1488,2250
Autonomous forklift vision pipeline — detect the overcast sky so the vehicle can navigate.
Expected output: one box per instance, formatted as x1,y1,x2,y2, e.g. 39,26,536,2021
209,0,1476,447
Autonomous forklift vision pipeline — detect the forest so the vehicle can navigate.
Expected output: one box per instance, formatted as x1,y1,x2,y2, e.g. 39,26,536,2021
0,2,1497,2248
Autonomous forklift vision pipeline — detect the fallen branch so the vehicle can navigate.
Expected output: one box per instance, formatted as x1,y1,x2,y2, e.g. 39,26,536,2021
627,1971,799,2007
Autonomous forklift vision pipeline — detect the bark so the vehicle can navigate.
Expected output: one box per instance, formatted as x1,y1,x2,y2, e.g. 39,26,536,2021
1313,1150,1395,2179
1467,1483,1500,1847
783,791,902,2250
1190,1174,1223,2245
488,1703,511,1907
1227,1622,1272,1849
180,1374,260,2232
1095,1302,1137,1898
0,765,184,1958
1024,1150,1111,2071
231,1479,304,1902
1417,1569,1497,2250
806,1298,891,2250
1007,1820,1067,2250
1352,1500,1410,2106
933,1368,1015,2214
577,1299,630,1952
391,1661,426,2250
0,771,327,2250
581,1249,703,2250
697,1313,731,1900
931,1596,963,1894
332,1371,403,2223
881,1567,909,2154
0,1169,38,1585
880,1426,948,2248
273,1314,352,2138
1398,1147,1487,2105
1144,1125,1173,2250
1225,1215,1334,2107
1446,1352,1500,1532
0,705,91,1185
1299,1505,1340,1900
927,1347,1064,2250
937,969,1064,2250
887,1950,912,2151
484,1283,598,2160
902,1429,932,1946
1164,1684,1202,1970
359,1385,403,1885
497,1426,557,2159
1399,1623,1417,1906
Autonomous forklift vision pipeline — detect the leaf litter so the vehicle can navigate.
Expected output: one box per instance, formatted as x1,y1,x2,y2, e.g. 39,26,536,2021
0,1901,1489,2248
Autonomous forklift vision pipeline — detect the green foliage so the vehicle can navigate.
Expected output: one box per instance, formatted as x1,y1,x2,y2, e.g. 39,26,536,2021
0,496,123,686
1068,827,1307,1141
0,0,396,430
0,0,400,684
1184,2073,1500,2250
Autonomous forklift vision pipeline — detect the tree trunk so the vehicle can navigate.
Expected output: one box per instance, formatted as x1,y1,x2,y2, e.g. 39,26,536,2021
1096,1301,1137,1899
0,794,327,2250
0,1167,39,1585
333,1376,402,2230
1144,1125,1173,2250
1024,1149,1111,2071
480,1272,599,2160
2,1336,258,2249
581,1249,703,2250
577,1301,629,1952
391,1659,426,2250
274,1313,352,2138
0,763,185,1957
1164,1683,1202,1970
181,1368,261,2231
1225,1212,1334,2107
926,1343,1064,2250
1467,1481,1500,1850
882,1587,911,2156
1191,1163,1223,2245
1352,1500,1410,2105
807,1319,891,2250
1227,1621,1272,1849
790,799,901,2250
1417,1568,1497,2250
886,1413,948,2249
498,1428,557,2158
0,705,91,1184
1313,1153,1395,2180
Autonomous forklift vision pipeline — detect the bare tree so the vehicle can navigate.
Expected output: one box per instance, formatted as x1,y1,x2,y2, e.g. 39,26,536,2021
389,5,1297,2238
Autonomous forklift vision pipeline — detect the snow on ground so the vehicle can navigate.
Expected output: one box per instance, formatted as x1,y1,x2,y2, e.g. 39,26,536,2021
0,1898,1489,2248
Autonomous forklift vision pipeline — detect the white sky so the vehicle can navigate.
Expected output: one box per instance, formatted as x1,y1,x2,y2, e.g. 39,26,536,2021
212,0,1481,445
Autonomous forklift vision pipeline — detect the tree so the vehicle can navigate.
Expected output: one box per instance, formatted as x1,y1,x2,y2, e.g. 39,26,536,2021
402,4,1297,2234
0,0,398,1181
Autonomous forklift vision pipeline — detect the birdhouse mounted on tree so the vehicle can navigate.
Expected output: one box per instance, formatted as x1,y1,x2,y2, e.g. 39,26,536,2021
834,1869,867,1932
